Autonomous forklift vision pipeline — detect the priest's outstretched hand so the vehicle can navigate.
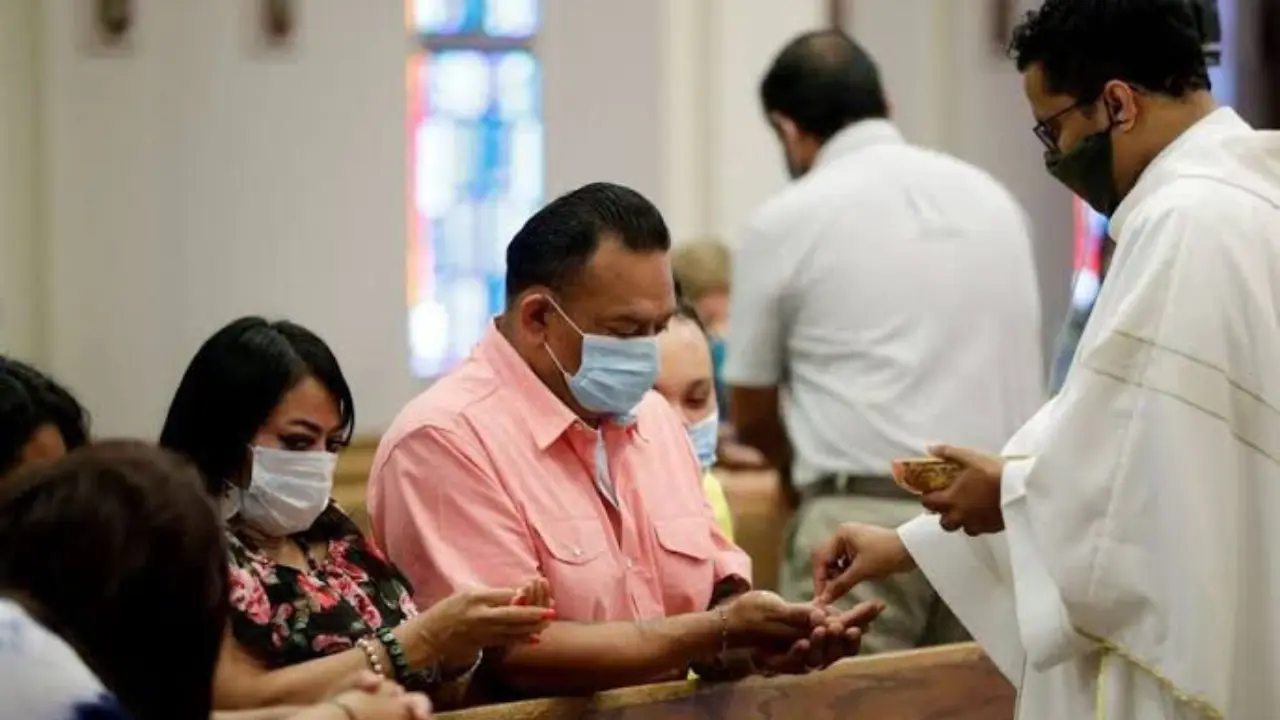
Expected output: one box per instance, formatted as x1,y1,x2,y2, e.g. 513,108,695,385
921,445,1006,536
811,523,917,605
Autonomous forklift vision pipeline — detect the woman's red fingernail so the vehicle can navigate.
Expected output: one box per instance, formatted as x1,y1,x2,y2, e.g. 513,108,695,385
529,635,541,644
514,596,528,606
541,609,557,620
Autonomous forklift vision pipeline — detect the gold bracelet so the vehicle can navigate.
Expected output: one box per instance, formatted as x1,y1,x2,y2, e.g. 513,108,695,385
355,636,388,678
717,605,730,655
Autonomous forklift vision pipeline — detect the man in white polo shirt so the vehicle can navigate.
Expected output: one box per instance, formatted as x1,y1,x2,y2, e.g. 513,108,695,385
726,29,1045,653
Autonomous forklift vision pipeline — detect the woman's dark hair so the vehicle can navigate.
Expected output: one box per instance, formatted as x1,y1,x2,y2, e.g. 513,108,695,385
159,316,355,498
0,441,228,720
0,357,89,477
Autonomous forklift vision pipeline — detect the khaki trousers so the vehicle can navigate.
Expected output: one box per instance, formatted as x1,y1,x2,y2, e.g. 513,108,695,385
778,493,971,655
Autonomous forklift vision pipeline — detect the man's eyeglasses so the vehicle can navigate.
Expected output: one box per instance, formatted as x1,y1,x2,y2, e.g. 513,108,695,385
1032,101,1089,151
1032,83,1140,152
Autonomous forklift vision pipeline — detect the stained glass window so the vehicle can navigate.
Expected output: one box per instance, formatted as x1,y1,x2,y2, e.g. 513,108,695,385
407,0,542,378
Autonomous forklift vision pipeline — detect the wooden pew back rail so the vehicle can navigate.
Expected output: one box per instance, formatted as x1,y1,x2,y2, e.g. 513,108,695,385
437,643,1014,720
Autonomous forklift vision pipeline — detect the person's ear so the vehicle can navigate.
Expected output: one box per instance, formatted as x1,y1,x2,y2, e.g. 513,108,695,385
768,112,801,145
1103,80,1137,130
516,291,553,343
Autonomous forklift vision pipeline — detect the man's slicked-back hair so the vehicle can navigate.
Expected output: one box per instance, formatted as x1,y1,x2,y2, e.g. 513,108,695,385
761,29,888,141
1009,0,1210,101
505,182,671,303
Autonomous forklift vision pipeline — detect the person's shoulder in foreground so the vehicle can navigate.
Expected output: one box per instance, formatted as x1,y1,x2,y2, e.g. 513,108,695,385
0,598,130,720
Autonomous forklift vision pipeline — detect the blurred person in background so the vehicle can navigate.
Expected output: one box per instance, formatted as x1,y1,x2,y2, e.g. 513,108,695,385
160,317,550,712
671,274,767,471
670,240,732,339
814,0,1280,716
0,357,89,483
728,29,1044,654
654,296,735,539
671,240,736,434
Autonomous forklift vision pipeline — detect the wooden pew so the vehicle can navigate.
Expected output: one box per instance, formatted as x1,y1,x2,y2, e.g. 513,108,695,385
336,439,792,592
436,643,1014,720
712,468,790,592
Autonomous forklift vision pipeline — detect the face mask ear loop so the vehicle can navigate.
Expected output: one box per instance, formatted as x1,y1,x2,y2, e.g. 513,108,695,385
542,294,586,381
544,341,571,377
543,294,586,337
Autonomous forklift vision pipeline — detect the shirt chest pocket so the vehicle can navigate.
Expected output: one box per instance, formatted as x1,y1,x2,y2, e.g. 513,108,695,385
652,517,716,612
536,519,609,564
524,515,614,617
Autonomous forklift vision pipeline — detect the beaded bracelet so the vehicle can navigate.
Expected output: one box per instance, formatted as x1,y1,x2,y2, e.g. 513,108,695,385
376,627,422,684
355,636,387,678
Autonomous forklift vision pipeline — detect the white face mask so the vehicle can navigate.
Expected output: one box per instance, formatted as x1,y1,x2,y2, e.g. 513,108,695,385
237,446,337,537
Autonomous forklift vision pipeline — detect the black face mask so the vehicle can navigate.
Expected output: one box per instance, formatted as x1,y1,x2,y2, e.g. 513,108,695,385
1045,127,1121,217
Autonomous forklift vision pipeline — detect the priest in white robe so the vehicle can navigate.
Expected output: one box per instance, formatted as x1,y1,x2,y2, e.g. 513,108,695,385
812,2,1280,718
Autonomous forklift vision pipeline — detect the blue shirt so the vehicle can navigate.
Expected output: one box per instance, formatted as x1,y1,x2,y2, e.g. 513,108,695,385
0,599,130,719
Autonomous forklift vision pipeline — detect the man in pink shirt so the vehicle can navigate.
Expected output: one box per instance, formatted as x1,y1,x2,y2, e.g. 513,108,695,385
368,183,881,696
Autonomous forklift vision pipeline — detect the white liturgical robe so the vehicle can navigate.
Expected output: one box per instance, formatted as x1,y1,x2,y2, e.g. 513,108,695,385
899,107,1280,719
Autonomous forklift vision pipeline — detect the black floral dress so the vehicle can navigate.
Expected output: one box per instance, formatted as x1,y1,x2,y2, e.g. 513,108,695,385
226,505,424,680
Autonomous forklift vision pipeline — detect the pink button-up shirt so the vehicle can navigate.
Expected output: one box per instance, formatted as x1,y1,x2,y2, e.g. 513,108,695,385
367,326,751,622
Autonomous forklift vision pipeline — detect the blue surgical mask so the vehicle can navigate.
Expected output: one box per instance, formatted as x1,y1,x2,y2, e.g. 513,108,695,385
687,412,719,470
544,298,660,416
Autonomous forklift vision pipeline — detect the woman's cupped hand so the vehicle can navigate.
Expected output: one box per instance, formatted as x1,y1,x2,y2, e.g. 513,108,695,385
409,578,555,670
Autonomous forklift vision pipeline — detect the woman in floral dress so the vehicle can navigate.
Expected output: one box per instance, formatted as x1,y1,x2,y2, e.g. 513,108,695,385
160,317,552,712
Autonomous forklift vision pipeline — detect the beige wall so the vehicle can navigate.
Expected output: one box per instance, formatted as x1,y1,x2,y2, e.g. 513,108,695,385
1,0,1079,437
32,0,410,438
0,0,42,362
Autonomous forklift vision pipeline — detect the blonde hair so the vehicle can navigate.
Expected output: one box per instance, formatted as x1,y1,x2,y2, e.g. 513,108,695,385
671,239,731,300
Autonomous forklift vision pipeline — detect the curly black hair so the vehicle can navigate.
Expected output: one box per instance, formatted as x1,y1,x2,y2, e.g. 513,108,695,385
1009,0,1211,101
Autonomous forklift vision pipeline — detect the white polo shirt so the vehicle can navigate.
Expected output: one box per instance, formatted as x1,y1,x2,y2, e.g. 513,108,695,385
725,120,1045,487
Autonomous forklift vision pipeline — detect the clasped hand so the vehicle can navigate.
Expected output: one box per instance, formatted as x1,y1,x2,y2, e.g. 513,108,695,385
919,444,1005,537
722,590,883,675
411,579,554,670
